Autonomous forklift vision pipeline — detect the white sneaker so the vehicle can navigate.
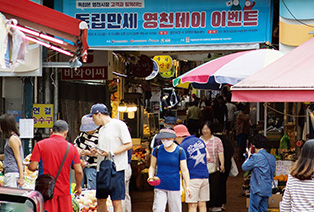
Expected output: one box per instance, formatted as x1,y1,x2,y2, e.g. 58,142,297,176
212,207,222,212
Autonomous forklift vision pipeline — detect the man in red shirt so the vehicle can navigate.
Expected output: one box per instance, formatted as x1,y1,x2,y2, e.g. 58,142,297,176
29,120,83,212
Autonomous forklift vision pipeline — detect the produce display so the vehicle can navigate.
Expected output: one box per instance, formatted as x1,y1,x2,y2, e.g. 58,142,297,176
131,145,148,161
72,187,113,212
23,154,38,189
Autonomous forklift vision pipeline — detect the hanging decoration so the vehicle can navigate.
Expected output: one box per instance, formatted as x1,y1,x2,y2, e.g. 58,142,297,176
159,65,175,78
145,59,159,80
153,55,172,73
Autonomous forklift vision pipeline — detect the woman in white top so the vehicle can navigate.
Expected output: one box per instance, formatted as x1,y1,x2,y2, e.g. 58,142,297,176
200,121,225,212
280,139,314,212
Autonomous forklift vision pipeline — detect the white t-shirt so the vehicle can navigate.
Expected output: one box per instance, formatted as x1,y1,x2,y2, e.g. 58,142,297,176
97,119,132,172
226,103,237,122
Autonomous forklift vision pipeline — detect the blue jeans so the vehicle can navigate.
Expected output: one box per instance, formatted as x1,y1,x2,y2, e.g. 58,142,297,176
249,193,269,212
82,167,97,190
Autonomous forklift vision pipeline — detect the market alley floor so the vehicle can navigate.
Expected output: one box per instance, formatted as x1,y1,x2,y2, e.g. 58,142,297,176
130,171,247,212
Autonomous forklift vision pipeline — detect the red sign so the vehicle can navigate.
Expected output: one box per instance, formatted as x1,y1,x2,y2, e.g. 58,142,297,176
61,67,108,80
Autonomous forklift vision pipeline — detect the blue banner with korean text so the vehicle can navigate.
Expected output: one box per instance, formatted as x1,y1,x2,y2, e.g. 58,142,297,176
60,0,273,47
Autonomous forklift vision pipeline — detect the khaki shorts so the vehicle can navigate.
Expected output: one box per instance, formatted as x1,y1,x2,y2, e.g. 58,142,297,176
185,178,209,203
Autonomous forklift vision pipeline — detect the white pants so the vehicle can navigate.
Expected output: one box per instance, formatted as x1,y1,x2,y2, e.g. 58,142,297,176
122,164,132,212
4,172,19,188
153,189,182,212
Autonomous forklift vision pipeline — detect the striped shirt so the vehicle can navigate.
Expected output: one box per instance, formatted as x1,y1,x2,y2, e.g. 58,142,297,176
74,131,98,168
200,135,224,167
280,174,314,211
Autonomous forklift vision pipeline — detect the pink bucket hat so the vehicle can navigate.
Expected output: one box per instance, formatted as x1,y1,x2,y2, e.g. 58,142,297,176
174,124,190,137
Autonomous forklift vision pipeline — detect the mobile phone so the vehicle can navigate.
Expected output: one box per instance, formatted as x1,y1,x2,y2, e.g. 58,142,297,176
250,144,255,154
93,146,105,154
87,145,105,154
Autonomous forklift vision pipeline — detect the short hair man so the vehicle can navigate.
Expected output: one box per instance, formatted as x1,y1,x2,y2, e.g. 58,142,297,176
89,103,132,212
242,134,276,212
29,120,83,212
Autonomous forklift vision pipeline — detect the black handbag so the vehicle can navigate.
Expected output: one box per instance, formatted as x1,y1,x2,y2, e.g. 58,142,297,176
96,151,116,192
35,143,70,201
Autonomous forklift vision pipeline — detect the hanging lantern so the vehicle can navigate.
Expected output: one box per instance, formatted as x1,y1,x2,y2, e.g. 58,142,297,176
153,55,172,73
159,65,175,78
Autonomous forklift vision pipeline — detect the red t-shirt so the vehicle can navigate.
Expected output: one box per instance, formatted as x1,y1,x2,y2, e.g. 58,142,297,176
31,134,80,196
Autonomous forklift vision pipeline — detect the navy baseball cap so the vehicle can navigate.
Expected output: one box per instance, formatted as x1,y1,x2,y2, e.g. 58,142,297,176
87,103,109,117
164,116,177,124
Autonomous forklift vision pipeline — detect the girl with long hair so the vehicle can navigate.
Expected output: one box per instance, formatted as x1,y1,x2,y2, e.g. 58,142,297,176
0,114,24,188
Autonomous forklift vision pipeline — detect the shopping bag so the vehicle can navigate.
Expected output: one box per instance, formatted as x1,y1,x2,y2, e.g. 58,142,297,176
229,157,239,177
35,174,56,201
96,152,116,192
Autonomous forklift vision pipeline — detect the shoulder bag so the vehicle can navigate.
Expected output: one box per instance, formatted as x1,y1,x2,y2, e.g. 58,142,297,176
96,151,116,192
35,142,70,201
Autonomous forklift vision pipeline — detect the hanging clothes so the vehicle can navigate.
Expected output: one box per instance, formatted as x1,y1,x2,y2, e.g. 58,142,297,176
9,27,28,72
0,13,10,69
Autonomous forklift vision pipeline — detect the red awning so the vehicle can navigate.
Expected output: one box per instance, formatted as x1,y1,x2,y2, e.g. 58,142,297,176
231,37,314,102
0,0,88,56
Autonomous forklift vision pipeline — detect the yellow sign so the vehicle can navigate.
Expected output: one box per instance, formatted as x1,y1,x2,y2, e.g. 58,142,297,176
32,104,54,128
153,55,172,73
159,65,175,78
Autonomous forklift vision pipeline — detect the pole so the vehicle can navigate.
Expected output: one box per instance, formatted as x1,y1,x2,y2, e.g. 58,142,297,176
264,102,267,136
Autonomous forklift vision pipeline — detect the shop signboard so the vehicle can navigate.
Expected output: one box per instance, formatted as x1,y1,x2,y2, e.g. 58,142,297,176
59,0,272,48
60,50,112,80
32,104,54,128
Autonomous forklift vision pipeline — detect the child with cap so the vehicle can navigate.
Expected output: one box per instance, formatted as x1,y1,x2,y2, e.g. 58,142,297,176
148,128,192,212
175,124,210,212
74,115,99,189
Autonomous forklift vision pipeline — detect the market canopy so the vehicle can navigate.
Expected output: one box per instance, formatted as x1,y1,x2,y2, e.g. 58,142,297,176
173,49,284,90
232,37,314,102
0,0,88,57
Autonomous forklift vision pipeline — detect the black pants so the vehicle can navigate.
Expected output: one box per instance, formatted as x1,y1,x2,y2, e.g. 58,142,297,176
207,171,221,208
219,168,231,205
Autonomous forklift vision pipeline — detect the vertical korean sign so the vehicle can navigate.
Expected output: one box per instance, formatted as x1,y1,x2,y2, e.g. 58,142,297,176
60,0,273,47
32,104,54,128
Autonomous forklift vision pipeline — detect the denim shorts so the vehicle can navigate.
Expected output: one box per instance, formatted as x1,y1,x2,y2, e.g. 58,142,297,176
96,170,125,201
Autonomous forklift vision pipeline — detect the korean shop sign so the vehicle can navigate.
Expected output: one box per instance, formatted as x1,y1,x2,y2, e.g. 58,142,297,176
32,104,54,128
59,0,272,47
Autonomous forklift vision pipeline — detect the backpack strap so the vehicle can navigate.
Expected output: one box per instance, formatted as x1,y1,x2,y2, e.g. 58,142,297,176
156,146,160,158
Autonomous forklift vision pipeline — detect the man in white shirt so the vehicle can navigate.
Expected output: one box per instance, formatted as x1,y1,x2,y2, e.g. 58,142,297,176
88,103,132,212
225,97,236,133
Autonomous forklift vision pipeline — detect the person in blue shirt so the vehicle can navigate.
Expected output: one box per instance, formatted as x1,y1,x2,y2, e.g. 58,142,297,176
148,128,191,212
242,134,276,212
175,124,210,212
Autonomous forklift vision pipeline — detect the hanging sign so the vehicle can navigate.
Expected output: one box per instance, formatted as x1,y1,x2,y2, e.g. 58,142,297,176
159,65,175,78
153,55,172,73
59,0,273,47
32,104,54,128
145,59,159,80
